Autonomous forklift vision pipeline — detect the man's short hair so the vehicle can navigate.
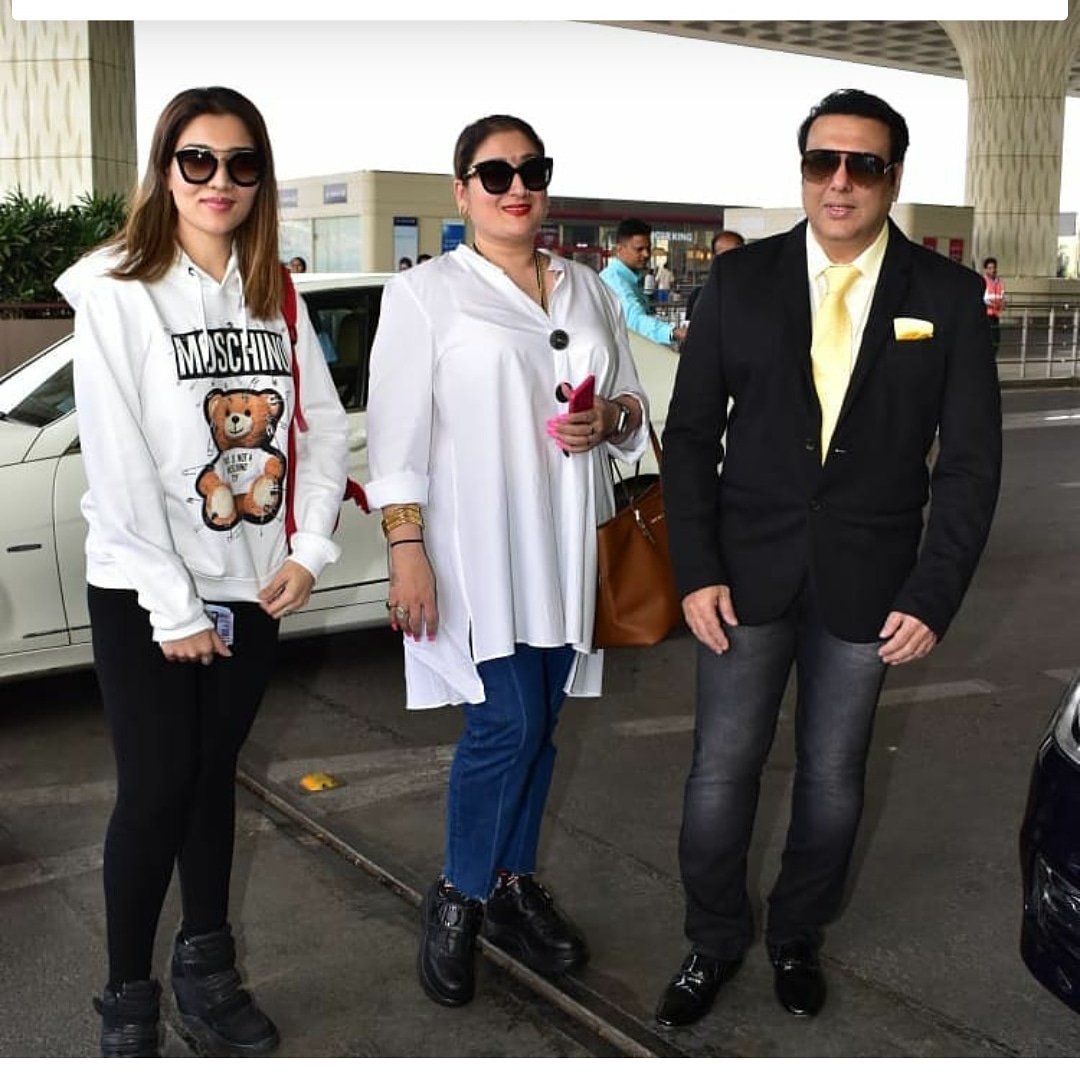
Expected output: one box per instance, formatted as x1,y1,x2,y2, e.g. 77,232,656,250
797,88,910,165
614,218,653,244
711,230,745,252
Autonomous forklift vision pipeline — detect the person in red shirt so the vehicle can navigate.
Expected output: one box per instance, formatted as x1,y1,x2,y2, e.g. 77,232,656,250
982,256,1005,358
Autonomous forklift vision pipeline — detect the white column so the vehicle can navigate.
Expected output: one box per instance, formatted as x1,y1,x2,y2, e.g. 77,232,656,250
0,0,135,203
941,8,1080,277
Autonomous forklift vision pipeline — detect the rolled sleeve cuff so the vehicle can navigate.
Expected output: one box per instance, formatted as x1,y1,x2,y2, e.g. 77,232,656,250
364,471,430,509
607,393,650,464
287,532,343,583
152,612,214,644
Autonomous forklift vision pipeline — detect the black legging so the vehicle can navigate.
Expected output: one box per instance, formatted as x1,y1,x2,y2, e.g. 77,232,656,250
88,586,279,987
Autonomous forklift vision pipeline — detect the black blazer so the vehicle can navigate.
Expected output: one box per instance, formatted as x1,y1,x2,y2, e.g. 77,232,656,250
661,219,1002,642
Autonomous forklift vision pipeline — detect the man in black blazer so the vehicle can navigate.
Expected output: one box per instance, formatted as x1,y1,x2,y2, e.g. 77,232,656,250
655,89,1001,1026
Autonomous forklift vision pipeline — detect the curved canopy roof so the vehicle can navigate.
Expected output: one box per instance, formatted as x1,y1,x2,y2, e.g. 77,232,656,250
605,20,1080,96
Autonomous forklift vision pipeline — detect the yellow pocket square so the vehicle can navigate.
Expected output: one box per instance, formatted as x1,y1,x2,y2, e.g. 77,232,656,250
894,317,934,341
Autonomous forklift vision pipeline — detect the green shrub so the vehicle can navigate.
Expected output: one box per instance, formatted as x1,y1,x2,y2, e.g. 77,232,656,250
0,190,127,316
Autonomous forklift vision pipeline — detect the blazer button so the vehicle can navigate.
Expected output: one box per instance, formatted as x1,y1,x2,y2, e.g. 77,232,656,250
809,498,822,511
804,439,816,452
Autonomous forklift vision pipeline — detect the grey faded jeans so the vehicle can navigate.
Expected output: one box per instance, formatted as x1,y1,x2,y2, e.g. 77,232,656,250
678,587,889,960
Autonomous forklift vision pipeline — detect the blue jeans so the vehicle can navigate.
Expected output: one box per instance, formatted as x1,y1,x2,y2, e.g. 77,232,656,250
444,644,575,900
679,586,889,960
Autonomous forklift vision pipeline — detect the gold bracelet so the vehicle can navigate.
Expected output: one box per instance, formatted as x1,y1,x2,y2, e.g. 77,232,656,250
381,504,424,537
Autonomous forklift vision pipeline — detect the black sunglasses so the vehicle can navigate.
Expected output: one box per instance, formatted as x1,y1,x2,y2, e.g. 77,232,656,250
463,156,553,195
801,149,897,187
174,147,265,187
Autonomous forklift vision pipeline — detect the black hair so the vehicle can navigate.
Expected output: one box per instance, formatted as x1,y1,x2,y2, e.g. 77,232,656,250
797,88,910,165
711,230,745,250
983,256,998,269
453,115,545,180
614,218,653,244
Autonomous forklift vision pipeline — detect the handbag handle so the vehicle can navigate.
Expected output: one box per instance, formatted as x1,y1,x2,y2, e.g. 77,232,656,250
608,422,662,483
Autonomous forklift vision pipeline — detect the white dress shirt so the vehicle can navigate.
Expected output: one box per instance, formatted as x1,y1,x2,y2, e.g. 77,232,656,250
806,221,890,372
366,245,649,709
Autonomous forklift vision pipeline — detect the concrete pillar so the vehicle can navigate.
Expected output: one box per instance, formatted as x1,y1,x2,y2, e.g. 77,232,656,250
0,0,135,204
941,7,1080,277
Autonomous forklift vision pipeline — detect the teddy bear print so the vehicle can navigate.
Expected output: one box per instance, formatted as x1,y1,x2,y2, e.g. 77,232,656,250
196,388,287,531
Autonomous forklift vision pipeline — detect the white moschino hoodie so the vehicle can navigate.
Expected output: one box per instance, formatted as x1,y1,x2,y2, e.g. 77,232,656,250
56,246,349,642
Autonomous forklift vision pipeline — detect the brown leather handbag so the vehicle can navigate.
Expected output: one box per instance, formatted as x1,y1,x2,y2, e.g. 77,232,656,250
593,426,682,648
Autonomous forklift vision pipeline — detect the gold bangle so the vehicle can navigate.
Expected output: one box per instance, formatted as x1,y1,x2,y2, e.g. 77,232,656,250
381,504,424,537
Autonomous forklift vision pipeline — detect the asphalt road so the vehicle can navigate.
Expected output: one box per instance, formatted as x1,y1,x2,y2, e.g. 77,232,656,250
3,384,1080,1057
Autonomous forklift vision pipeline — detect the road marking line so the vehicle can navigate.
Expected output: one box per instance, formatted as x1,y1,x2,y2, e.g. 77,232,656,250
613,716,694,737
267,744,455,784
877,679,996,706
294,767,451,813
1045,668,1078,684
1003,411,1080,430
0,843,103,893
0,779,115,812
613,681,996,737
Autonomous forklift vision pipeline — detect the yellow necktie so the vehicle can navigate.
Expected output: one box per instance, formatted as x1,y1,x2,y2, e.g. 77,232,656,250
811,264,861,463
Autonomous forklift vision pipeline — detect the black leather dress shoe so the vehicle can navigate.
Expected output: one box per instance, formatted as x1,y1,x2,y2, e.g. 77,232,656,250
418,879,484,1007
654,950,743,1027
483,874,588,977
771,942,826,1017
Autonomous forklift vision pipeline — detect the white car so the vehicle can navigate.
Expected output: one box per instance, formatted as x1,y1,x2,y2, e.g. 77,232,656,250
0,272,679,682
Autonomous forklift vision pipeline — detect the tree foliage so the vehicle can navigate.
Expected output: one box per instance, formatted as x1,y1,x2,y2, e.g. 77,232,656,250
0,191,127,315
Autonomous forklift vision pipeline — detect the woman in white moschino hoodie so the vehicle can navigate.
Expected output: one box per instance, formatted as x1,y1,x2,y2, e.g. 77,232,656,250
55,87,348,1058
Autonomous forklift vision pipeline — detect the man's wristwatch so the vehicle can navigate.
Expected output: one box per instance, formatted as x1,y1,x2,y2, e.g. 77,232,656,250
613,400,632,439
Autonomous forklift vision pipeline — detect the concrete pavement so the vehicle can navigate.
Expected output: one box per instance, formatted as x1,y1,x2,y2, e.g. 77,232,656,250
3,386,1080,1056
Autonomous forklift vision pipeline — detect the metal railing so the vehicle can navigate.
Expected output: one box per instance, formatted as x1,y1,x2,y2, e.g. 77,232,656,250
654,294,1080,385
995,298,1080,382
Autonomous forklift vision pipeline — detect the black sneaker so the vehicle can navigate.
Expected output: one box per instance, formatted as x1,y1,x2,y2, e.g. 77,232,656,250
94,979,162,1057
171,926,280,1057
483,874,588,977
418,878,484,1007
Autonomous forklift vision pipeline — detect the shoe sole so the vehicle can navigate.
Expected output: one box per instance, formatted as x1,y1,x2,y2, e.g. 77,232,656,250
175,1011,280,1057
483,924,587,978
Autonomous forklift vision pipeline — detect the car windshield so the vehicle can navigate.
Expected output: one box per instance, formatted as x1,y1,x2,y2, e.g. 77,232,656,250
0,339,76,427
0,360,75,427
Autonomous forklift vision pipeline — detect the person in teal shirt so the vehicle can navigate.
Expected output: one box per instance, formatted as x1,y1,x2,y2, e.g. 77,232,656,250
600,218,686,348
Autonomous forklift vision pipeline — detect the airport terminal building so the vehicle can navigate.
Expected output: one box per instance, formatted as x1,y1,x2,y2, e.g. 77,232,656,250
276,168,981,285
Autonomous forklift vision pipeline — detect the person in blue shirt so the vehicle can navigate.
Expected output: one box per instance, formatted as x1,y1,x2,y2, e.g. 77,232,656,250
600,218,687,349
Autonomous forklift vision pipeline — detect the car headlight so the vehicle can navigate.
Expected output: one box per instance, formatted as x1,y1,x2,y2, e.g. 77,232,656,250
1050,671,1080,767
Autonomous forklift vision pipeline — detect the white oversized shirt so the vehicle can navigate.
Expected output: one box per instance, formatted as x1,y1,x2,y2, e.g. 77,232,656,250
365,245,650,709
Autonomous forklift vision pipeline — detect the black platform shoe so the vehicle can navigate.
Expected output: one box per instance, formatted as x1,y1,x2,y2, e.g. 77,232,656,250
418,878,484,1007
483,873,588,977
94,978,162,1057
171,925,280,1056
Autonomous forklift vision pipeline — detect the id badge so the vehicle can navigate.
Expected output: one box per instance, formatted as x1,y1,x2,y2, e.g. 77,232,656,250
205,603,235,646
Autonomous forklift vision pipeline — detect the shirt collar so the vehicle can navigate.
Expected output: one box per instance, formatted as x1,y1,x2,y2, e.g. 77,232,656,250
607,257,639,283
806,220,890,284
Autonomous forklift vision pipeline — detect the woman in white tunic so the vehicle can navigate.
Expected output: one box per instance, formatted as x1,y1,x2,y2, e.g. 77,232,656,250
366,115,650,1007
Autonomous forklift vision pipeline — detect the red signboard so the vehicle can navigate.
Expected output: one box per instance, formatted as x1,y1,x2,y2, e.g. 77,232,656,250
922,236,938,251
948,237,964,262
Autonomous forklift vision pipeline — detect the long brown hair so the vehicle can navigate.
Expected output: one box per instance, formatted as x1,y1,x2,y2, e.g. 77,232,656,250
110,86,282,320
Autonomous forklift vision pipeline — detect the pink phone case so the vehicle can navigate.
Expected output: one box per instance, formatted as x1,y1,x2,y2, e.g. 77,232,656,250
567,374,595,413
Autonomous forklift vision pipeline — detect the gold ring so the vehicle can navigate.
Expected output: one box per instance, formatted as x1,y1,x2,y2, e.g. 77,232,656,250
395,605,408,618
